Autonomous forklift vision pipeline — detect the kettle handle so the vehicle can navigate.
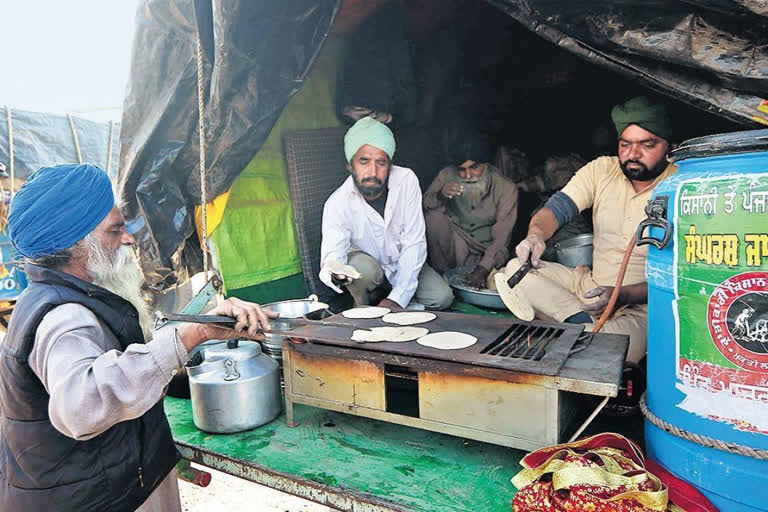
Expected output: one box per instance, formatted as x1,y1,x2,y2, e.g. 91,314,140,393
223,359,240,381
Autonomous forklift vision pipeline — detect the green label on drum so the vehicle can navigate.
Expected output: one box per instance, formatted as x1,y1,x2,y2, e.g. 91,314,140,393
674,175,768,434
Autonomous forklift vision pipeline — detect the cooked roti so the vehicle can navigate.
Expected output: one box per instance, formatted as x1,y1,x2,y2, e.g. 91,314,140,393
494,273,534,321
325,261,361,280
342,306,390,319
416,331,477,350
386,326,429,342
352,326,429,342
381,312,436,325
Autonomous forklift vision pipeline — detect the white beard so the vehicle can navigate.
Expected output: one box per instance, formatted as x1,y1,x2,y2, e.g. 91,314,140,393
85,236,154,341
458,172,491,210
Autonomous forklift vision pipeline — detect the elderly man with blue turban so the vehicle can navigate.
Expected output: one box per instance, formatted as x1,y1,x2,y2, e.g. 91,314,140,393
0,164,275,511
320,117,454,310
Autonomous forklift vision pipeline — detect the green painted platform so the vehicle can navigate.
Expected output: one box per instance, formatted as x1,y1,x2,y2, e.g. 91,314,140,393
167,396,643,511
169,289,642,510
165,397,523,511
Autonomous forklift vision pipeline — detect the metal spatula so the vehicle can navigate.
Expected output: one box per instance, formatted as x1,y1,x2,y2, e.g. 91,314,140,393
155,313,359,332
506,258,532,288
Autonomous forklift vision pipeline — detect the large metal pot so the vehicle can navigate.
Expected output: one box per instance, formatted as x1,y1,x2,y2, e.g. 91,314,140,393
261,295,330,364
187,340,282,433
555,233,594,268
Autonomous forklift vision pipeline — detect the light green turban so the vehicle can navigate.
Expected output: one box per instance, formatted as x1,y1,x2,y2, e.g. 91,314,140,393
611,96,673,142
344,116,396,163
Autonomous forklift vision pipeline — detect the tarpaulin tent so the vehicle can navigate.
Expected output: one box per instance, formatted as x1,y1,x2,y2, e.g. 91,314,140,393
119,0,767,289
487,0,768,126
0,107,120,184
118,0,340,287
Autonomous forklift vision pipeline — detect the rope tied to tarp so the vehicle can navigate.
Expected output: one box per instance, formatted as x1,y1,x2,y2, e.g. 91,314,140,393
639,392,768,461
196,32,210,280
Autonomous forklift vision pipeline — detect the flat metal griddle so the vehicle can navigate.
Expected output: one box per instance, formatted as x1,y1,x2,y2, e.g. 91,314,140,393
285,311,584,376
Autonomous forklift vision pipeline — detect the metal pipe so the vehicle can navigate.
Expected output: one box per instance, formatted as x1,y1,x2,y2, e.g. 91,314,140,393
567,396,609,442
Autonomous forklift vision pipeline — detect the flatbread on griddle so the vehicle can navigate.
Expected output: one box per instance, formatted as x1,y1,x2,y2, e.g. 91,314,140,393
416,331,477,350
381,312,436,325
351,326,429,342
386,326,429,342
342,306,390,319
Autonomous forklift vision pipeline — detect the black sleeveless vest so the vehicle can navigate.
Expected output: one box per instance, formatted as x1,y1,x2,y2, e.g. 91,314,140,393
0,264,180,511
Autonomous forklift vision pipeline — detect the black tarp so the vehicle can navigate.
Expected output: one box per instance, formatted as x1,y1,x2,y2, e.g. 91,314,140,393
487,0,768,125
120,0,767,287
0,107,120,183
118,0,340,286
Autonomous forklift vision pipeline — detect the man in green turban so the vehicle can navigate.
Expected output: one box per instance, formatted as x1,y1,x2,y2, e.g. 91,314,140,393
497,96,677,363
320,117,454,310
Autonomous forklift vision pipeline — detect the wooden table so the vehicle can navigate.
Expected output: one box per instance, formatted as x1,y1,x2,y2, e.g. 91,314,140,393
166,331,631,512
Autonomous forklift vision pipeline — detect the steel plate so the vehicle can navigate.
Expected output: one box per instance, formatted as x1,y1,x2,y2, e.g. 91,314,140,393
443,266,507,310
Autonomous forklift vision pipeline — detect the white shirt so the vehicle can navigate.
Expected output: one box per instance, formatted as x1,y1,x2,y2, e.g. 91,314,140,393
321,165,427,307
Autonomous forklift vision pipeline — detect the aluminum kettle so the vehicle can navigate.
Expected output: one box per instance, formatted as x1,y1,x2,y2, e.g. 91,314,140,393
187,339,282,433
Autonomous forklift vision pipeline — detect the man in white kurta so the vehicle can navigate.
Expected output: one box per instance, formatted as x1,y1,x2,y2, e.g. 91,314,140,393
320,117,453,310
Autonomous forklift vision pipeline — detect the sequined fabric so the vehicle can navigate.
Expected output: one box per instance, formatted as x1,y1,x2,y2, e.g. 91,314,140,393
511,434,691,512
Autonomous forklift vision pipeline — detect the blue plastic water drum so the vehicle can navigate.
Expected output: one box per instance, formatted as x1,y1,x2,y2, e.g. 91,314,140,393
644,129,768,511
0,232,27,301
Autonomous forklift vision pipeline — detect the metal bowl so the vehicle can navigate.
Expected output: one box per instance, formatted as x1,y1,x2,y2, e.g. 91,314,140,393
261,295,330,362
262,295,329,319
554,233,593,268
443,266,507,310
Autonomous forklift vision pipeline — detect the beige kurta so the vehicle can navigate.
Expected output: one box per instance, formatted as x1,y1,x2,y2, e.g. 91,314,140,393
28,303,189,511
502,156,677,362
560,156,677,287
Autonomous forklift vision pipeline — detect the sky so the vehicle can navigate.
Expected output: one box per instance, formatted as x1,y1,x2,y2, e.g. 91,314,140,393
0,1,140,122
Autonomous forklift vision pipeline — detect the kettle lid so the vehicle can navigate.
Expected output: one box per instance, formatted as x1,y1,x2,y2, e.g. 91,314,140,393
201,339,262,362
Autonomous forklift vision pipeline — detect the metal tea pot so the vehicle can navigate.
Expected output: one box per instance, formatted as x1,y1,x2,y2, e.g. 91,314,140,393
187,339,282,434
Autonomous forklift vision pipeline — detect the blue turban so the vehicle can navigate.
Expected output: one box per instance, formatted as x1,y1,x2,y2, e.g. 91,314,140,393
344,116,396,163
8,163,114,258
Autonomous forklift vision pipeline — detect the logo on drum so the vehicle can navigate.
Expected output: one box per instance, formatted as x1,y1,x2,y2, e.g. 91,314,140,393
708,271,768,372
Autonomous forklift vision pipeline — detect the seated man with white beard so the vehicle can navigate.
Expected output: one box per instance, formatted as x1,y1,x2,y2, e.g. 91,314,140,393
0,164,276,512
423,151,519,288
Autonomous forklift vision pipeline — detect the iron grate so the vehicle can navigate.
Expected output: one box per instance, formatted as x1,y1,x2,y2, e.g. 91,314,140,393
481,323,566,361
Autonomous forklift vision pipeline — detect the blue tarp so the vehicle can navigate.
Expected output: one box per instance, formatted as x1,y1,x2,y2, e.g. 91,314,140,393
0,107,120,183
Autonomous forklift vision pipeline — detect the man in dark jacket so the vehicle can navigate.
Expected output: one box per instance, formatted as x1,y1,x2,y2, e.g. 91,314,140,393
0,163,274,511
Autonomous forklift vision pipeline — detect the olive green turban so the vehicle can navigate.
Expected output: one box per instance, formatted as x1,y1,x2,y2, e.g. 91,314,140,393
611,96,673,142
344,116,396,163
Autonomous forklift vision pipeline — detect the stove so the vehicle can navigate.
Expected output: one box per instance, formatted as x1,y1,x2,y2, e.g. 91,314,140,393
281,311,628,450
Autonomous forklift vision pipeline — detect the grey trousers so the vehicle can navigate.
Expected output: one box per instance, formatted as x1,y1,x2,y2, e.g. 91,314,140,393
346,251,454,310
